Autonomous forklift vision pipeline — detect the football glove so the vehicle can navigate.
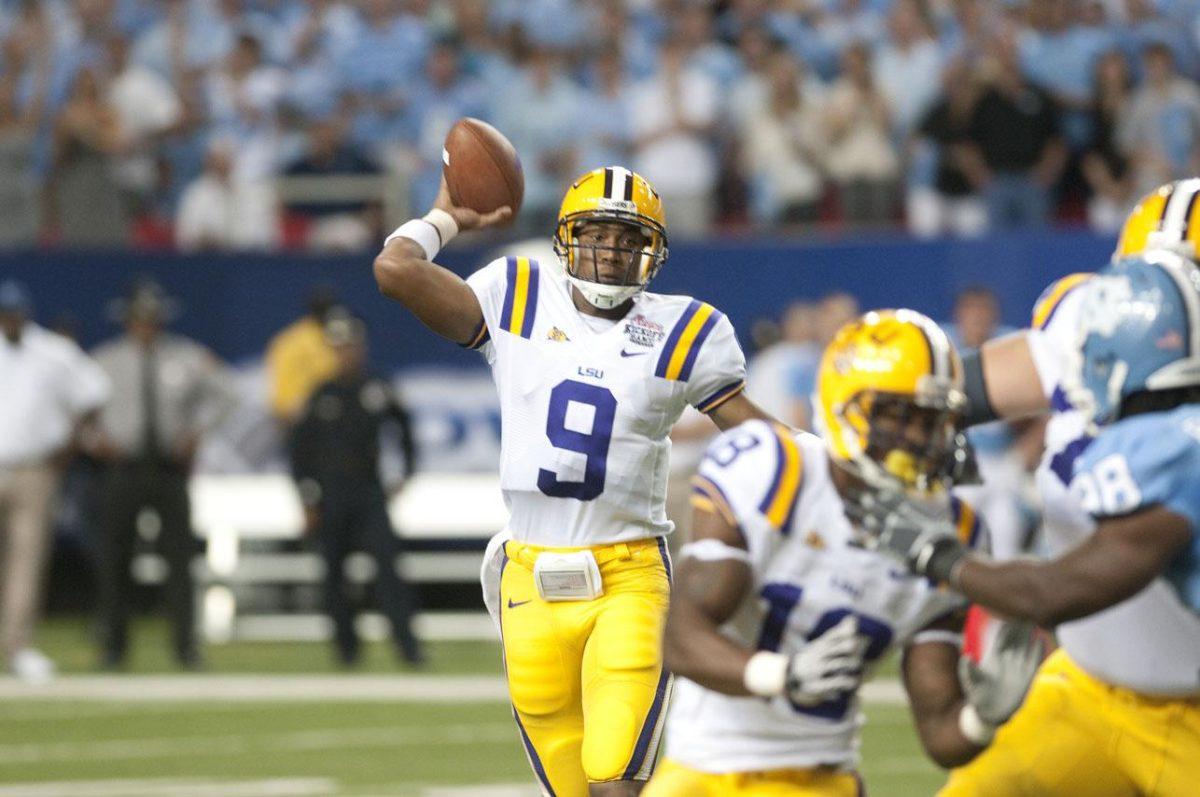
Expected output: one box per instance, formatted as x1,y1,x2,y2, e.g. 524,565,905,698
958,620,1043,745
845,488,968,583
785,615,867,706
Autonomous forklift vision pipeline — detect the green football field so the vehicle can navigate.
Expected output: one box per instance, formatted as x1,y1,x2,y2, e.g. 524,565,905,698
0,619,945,796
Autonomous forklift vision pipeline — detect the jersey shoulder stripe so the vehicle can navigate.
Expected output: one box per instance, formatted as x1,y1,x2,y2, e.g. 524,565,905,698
949,496,981,547
1031,272,1092,330
655,299,723,381
758,424,804,533
459,318,490,350
695,379,746,413
691,473,739,528
499,257,540,338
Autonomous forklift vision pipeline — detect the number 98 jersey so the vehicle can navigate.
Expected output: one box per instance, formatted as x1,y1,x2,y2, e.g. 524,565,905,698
1072,405,1200,615
466,256,747,547
666,420,985,772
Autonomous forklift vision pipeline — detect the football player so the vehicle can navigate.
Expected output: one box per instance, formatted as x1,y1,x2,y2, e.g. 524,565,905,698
854,214,1200,792
373,167,776,796
643,310,1042,796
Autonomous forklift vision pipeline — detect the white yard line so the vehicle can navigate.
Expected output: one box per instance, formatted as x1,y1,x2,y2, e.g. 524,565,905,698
0,779,338,797
0,675,908,705
0,723,516,766
418,787,537,797
0,675,510,703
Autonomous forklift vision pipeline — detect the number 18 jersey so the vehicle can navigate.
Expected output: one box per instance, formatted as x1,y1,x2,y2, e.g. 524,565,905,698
466,256,746,547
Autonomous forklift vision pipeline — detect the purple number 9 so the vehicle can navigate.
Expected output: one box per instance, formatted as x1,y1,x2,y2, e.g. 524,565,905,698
537,379,617,501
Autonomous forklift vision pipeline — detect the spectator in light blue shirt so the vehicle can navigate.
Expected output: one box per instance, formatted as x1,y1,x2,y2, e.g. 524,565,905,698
1117,0,1199,79
1018,0,1115,151
337,0,429,96
582,0,657,82
578,50,633,171
491,0,583,51
453,0,518,94
492,47,584,231
675,3,742,93
1118,42,1200,197
398,40,489,213
873,0,944,140
132,0,232,79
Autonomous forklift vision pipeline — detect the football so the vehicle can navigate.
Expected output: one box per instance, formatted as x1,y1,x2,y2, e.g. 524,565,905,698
443,118,524,220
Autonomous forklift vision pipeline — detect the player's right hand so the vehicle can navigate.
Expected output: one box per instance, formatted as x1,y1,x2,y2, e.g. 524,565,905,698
960,619,1042,727
785,616,866,706
847,489,966,582
433,174,512,231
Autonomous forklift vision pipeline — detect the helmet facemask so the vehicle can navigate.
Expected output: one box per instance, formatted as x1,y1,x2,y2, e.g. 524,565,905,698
835,385,967,496
554,214,668,310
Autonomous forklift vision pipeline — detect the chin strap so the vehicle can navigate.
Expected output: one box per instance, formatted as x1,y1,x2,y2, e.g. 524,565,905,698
566,274,643,309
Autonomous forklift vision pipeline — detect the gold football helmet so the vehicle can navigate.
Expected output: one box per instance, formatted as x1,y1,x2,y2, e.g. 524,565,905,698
1115,178,1200,261
816,309,968,494
553,166,668,309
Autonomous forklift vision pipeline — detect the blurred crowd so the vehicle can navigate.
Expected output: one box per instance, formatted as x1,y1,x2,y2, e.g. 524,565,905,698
1,0,1199,251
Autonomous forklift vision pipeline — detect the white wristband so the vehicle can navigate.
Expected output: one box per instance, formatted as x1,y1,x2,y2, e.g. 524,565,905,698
958,703,996,746
743,650,788,697
383,209,459,260
423,207,459,247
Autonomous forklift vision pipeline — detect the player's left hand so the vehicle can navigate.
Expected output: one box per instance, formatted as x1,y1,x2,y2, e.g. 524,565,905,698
959,619,1042,731
846,488,967,582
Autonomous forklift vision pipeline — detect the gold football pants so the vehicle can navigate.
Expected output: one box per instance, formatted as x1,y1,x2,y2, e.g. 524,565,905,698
499,537,672,796
940,649,1200,796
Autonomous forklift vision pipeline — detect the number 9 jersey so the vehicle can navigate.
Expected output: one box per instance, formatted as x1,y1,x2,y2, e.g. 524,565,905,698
466,256,747,546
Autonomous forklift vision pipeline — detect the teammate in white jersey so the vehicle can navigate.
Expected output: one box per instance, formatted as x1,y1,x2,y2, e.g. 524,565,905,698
373,166,775,796
863,181,1200,795
644,310,1041,796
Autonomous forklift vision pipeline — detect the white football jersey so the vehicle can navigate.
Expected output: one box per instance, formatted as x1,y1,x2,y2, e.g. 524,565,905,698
466,256,746,547
1028,275,1200,696
665,421,982,772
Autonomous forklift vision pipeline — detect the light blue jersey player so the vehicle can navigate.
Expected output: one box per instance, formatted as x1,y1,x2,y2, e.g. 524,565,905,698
1068,251,1200,614
853,250,1200,796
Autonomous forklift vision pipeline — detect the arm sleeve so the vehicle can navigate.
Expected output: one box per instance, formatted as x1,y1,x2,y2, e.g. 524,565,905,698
464,257,512,361
684,312,749,413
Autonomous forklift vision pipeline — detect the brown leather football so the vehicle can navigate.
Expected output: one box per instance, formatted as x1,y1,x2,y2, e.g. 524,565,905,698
443,118,524,220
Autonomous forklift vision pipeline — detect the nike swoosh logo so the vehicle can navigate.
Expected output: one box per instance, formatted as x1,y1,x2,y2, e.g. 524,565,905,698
620,349,649,358
507,598,532,609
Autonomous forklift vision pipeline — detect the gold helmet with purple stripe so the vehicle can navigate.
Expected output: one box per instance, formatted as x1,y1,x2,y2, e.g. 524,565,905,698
553,166,668,309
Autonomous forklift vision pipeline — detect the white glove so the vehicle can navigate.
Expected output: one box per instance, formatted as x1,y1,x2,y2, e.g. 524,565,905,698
958,620,1043,744
743,616,867,705
786,616,866,706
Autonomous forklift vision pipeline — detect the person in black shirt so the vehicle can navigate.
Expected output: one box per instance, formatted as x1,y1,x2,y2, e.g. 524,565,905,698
290,311,423,666
959,36,1067,229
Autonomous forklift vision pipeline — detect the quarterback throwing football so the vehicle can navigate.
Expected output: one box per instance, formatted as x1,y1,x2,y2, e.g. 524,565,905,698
374,166,775,796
